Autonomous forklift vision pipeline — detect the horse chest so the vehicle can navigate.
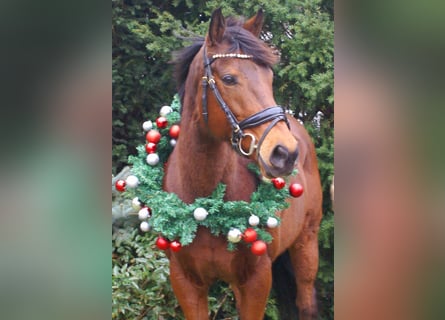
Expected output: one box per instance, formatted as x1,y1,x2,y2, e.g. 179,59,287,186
174,227,263,284
165,151,257,203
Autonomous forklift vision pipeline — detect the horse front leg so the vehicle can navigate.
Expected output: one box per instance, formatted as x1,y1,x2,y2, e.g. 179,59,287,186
233,256,272,320
169,259,209,320
289,212,321,320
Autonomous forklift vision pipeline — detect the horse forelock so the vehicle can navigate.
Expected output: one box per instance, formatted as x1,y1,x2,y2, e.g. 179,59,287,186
223,17,278,68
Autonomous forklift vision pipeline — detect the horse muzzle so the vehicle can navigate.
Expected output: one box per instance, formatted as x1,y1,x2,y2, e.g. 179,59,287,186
261,144,299,178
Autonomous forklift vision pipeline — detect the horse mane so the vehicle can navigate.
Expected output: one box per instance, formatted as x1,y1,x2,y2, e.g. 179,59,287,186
172,16,279,105
172,37,205,105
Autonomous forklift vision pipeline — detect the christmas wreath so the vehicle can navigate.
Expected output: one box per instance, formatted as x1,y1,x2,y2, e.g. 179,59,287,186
115,95,303,255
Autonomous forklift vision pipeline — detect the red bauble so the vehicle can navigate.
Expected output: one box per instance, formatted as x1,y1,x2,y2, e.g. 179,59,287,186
289,183,304,197
145,142,157,154
251,240,267,256
115,179,126,192
156,116,168,129
243,228,257,243
169,124,180,139
170,240,182,252
155,237,170,250
272,177,286,189
146,130,161,144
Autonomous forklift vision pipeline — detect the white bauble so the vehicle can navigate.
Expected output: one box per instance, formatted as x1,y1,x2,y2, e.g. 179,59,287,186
248,215,260,226
193,207,208,221
170,139,177,147
266,217,278,228
125,175,139,188
227,228,242,243
159,106,173,117
146,153,160,166
140,221,150,232
138,207,150,220
142,120,153,132
132,197,142,210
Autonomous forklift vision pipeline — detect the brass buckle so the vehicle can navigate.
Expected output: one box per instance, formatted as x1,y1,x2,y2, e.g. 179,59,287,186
202,76,215,85
238,133,257,156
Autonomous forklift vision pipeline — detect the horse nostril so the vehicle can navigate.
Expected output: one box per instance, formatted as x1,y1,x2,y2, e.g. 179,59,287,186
270,145,289,169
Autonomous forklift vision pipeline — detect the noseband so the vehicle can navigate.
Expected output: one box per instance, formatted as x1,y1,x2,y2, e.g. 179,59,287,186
201,47,290,157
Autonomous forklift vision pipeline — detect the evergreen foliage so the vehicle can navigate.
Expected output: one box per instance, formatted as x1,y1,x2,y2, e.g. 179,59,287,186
127,95,291,249
113,1,333,319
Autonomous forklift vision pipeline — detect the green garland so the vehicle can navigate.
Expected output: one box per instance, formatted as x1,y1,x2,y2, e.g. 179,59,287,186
127,95,293,250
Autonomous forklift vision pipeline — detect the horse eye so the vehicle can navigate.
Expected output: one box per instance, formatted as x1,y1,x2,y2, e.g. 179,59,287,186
221,75,237,85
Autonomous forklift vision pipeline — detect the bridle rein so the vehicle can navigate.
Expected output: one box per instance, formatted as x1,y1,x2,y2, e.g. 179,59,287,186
201,47,290,158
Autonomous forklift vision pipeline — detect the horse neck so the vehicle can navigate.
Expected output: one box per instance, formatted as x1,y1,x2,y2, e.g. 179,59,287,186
171,52,257,202
176,104,239,198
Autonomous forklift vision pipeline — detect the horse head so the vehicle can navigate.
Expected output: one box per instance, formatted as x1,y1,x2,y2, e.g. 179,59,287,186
201,8,299,178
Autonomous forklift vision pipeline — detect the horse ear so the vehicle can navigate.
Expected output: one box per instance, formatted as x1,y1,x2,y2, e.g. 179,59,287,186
208,8,225,46
243,9,264,37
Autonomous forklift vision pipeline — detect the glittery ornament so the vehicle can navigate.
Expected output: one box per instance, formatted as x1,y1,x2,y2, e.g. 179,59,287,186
125,175,139,188
132,197,142,210
248,215,260,226
146,130,161,144
266,217,278,228
193,207,208,221
140,221,150,232
115,180,126,192
169,124,180,139
243,228,257,243
159,105,173,117
289,183,304,197
155,236,170,250
145,142,157,154
142,120,153,132
156,116,168,129
251,240,267,255
227,228,242,243
146,153,160,166
272,177,286,189
138,207,151,220
170,240,182,252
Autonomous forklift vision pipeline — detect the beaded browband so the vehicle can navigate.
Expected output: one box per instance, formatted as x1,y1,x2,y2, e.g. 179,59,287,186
211,53,253,59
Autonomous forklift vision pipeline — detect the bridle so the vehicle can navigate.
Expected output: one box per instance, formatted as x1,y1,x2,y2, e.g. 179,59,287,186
201,46,290,157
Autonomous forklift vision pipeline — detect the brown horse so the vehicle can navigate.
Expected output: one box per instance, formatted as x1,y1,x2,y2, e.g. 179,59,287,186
164,8,322,320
